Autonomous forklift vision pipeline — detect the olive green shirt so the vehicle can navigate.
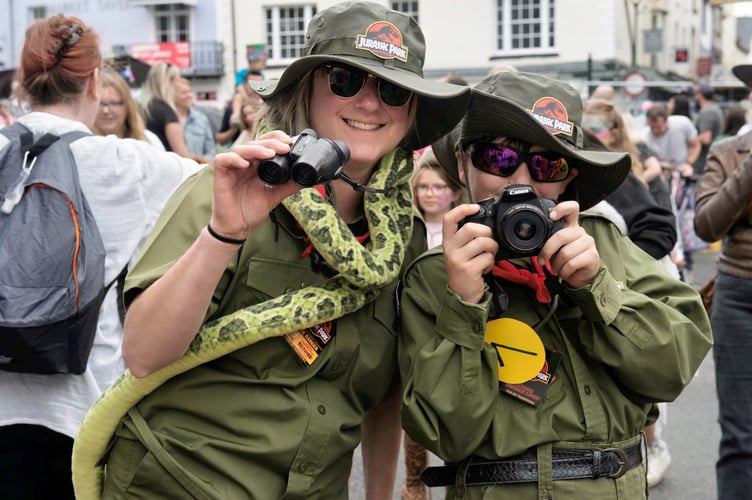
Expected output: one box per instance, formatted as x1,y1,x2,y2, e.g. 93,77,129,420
398,214,712,498
107,167,426,499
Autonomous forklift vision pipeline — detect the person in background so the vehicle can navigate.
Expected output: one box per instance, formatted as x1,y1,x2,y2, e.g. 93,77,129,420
398,70,711,499
693,83,725,175
714,105,747,143
0,102,14,127
667,93,693,120
591,84,616,101
215,69,264,148
583,98,675,259
642,103,701,278
93,67,164,150
620,110,673,212
77,2,471,498
401,148,464,500
173,76,215,160
438,73,468,86
0,14,201,499
140,61,190,156
695,62,752,500
411,148,465,249
233,94,265,146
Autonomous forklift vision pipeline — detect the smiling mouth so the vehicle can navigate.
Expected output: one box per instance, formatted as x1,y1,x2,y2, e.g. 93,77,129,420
344,118,382,131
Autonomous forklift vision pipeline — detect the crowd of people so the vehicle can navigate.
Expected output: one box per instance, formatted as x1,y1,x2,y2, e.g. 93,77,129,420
7,2,752,499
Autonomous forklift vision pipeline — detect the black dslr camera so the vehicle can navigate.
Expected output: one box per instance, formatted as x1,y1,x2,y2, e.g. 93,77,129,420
460,184,563,260
258,128,350,188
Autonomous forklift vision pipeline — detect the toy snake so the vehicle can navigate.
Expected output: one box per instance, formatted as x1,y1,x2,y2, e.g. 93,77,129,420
71,147,414,499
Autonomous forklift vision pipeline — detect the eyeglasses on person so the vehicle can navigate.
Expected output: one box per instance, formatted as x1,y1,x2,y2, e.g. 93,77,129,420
98,101,124,110
321,63,413,108
468,143,574,183
416,183,449,194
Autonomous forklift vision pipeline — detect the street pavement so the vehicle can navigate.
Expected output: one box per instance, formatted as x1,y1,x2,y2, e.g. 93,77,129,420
349,247,721,499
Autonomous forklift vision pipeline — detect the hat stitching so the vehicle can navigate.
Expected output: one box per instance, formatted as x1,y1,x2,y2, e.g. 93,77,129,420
355,21,409,62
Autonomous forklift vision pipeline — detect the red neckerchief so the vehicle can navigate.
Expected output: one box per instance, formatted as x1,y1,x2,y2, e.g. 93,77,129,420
491,258,554,304
300,185,370,257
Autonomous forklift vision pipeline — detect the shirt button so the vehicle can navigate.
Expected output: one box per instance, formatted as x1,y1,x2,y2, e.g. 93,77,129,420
599,295,607,307
472,321,481,333
298,462,308,473
331,362,341,372
584,385,591,395
318,404,326,415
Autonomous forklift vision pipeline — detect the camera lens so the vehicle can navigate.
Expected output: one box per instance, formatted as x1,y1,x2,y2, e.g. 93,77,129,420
513,217,538,241
498,204,548,256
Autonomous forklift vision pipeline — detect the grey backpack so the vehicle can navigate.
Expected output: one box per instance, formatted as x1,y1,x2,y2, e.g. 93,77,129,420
0,123,107,374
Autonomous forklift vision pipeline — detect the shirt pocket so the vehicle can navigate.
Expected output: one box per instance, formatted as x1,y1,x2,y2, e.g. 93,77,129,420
245,257,322,299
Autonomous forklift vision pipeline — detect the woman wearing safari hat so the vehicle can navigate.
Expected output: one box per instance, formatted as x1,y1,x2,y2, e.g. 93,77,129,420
70,2,470,498
397,71,712,499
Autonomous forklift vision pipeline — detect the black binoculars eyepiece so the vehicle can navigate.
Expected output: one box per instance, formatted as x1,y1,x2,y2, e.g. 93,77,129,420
258,129,350,188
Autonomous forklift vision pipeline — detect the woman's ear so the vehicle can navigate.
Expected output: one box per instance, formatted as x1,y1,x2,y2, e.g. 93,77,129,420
88,67,101,102
456,150,465,185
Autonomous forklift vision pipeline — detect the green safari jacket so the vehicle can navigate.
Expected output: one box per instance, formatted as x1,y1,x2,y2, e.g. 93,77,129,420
398,214,712,499
102,167,426,499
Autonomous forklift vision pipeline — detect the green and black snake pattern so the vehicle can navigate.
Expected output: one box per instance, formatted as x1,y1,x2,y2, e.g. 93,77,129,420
71,147,415,499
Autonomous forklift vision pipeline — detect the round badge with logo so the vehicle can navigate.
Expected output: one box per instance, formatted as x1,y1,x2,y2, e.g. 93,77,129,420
484,317,546,384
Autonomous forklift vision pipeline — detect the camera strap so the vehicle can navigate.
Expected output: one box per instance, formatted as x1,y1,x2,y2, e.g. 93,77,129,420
484,272,509,320
338,171,394,196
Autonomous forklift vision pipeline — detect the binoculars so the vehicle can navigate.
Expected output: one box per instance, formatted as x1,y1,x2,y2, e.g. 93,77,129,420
258,129,350,188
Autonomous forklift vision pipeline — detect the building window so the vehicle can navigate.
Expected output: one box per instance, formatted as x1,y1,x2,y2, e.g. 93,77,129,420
496,0,555,54
265,5,317,64
391,1,419,23
154,4,190,42
29,6,48,22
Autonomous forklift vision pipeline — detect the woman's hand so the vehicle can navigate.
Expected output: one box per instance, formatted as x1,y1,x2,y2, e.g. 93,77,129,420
210,131,303,240
538,200,600,289
442,204,499,304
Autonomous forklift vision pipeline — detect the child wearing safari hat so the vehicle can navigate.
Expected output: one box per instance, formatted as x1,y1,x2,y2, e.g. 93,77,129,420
71,2,470,499
397,71,712,499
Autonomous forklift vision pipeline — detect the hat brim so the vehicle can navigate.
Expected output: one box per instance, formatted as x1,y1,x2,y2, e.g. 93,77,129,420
433,90,630,211
733,64,752,87
249,55,471,149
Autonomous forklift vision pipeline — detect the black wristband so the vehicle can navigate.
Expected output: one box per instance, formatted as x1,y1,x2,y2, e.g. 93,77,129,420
206,223,246,245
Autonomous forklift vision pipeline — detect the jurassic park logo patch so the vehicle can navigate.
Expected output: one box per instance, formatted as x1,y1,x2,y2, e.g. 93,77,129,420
530,97,574,136
355,21,409,62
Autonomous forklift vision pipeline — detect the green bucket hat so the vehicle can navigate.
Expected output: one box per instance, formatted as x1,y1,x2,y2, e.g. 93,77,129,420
433,71,631,210
249,0,471,149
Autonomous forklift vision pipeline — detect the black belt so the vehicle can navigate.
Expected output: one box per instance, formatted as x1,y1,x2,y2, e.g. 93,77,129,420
421,442,643,487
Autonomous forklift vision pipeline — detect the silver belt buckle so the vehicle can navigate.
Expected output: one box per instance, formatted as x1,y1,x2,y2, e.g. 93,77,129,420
604,447,628,478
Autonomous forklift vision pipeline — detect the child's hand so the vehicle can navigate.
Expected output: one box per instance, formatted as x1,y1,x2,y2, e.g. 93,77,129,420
442,204,499,303
538,200,600,289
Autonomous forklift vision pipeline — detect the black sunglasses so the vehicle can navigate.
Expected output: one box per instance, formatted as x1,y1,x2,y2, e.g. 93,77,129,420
321,64,413,107
468,143,574,183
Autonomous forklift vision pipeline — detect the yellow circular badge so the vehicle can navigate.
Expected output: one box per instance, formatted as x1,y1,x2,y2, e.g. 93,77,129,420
484,318,545,384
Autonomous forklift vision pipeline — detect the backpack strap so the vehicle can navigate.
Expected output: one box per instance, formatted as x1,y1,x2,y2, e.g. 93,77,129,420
27,133,61,158
108,266,128,326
